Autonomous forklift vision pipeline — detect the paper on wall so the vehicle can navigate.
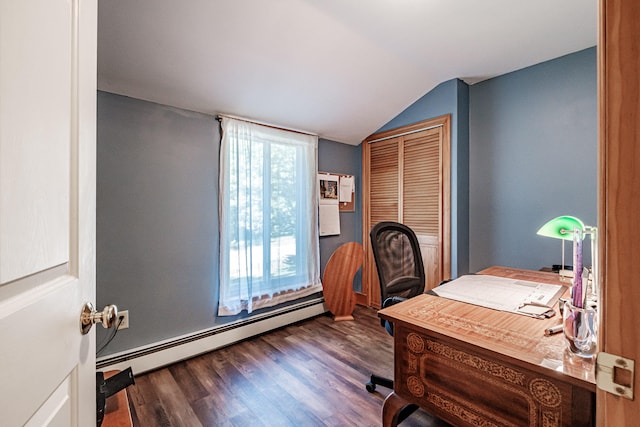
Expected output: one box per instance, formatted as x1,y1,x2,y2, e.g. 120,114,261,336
319,204,340,236
318,173,340,236
339,176,354,203
319,174,339,204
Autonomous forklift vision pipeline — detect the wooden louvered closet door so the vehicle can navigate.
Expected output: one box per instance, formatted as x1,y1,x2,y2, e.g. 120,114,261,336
361,116,451,308
403,128,445,291
369,138,399,226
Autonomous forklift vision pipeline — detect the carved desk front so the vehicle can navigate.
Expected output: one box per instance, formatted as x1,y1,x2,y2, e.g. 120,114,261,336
378,267,595,427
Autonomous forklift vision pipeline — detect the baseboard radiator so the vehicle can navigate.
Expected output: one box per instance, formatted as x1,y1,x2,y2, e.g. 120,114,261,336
97,298,327,375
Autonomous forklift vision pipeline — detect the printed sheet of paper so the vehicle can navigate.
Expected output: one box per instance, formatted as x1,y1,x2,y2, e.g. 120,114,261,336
339,176,354,202
432,274,565,317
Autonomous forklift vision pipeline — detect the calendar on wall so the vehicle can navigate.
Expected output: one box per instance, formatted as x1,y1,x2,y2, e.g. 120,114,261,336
318,172,356,236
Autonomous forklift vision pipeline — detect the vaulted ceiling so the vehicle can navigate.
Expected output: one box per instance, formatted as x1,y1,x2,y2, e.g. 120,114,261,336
98,0,596,145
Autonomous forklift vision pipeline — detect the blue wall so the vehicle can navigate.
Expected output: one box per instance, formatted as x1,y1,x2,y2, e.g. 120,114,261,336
96,92,361,355
374,48,596,275
97,93,219,353
469,47,597,271
317,139,363,284
377,79,470,277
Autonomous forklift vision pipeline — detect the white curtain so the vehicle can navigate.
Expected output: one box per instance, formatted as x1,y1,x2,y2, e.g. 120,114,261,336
218,117,321,315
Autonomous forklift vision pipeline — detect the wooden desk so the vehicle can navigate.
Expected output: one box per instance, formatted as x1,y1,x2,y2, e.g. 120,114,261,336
102,371,133,427
379,266,596,427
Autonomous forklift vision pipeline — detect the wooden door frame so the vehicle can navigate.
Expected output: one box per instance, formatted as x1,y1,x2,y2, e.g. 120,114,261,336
359,115,451,307
597,0,640,424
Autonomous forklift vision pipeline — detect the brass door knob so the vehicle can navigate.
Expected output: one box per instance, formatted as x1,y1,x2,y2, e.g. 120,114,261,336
80,302,118,335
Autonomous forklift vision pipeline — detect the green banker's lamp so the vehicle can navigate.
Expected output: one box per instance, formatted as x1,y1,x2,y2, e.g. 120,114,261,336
537,215,598,304
538,216,599,358
536,215,585,282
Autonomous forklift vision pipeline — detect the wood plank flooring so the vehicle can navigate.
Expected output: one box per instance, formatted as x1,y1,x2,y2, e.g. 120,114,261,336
126,306,451,427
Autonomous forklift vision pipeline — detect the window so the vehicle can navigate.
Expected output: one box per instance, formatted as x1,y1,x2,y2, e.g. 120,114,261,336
218,117,321,315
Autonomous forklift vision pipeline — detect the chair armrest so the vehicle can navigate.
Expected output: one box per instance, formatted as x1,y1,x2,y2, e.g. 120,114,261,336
382,296,407,308
380,296,407,330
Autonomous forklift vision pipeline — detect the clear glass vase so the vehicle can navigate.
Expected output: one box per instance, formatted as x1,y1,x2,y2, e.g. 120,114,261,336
563,302,598,358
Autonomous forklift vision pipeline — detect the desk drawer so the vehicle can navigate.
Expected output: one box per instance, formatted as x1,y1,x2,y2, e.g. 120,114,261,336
393,325,594,427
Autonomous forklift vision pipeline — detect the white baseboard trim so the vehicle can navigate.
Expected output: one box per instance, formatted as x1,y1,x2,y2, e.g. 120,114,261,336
97,298,327,375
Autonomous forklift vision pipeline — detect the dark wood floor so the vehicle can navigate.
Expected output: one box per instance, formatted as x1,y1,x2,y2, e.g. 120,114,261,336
126,305,451,427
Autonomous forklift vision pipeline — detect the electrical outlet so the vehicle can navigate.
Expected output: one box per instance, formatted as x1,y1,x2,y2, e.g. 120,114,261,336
117,310,129,330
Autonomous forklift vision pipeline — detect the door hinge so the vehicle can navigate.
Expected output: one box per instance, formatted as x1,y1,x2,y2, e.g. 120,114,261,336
596,352,634,400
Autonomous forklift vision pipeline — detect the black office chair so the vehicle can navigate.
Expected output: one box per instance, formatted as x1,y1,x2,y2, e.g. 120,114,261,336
366,221,425,393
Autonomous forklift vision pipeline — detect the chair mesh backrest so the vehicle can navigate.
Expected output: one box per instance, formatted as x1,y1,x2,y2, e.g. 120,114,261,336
374,230,415,284
370,222,425,302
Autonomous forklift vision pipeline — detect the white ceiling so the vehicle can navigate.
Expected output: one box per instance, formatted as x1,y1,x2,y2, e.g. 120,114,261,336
97,0,597,145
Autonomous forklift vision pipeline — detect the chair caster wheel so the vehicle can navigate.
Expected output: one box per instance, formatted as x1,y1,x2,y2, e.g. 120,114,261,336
366,382,376,393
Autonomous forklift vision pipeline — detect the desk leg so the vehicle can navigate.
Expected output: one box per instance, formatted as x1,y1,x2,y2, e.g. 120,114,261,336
382,392,417,427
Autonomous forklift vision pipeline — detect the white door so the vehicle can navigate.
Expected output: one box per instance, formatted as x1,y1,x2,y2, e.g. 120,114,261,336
0,0,97,425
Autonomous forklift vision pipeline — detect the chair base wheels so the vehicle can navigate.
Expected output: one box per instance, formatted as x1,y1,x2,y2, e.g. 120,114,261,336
366,374,393,392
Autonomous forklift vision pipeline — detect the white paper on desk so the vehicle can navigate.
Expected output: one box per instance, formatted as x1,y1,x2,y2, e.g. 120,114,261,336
432,274,565,316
